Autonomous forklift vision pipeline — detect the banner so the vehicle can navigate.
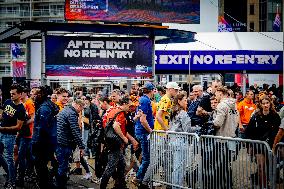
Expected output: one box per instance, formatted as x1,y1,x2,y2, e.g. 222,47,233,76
11,43,26,77
155,50,283,74
45,36,153,77
65,0,200,24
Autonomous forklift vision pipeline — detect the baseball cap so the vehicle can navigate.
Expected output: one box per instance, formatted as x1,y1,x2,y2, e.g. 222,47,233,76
166,82,180,90
143,82,155,90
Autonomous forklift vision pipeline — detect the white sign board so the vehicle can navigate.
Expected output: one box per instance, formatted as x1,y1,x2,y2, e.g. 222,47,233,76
249,74,279,88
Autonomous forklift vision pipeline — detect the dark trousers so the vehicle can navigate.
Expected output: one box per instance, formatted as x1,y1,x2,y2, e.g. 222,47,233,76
100,149,126,189
32,143,55,189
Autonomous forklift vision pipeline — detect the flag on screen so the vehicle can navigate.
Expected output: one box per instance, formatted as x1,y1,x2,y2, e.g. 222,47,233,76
273,13,281,32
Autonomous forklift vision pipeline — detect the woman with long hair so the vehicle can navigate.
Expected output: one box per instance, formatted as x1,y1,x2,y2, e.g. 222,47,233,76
169,92,198,188
245,95,281,188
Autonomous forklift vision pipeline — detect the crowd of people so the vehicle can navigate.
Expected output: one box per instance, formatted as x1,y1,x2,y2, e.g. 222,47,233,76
0,81,283,189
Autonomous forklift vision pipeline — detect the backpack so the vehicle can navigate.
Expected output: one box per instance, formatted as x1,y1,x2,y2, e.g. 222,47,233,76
104,111,126,150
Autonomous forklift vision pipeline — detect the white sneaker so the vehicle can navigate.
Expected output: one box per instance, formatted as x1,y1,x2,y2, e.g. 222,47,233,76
82,172,92,180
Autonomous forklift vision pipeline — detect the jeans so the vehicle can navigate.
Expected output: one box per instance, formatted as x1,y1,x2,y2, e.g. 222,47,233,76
18,137,32,181
100,149,126,189
136,134,150,182
56,145,73,189
83,129,90,155
0,133,16,184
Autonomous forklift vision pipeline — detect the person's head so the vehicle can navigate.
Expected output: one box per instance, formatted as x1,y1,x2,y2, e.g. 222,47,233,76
110,89,121,104
118,96,131,112
166,82,179,97
35,86,48,104
171,92,187,120
268,90,274,97
156,86,166,96
189,92,196,101
99,97,111,110
174,92,188,110
245,90,254,101
257,95,276,114
215,86,229,102
192,85,203,98
211,80,222,94
235,91,243,101
227,89,234,98
56,88,69,105
72,99,85,113
21,87,30,100
142,82,155,98
10,84,23,102
51,94,57,103
210,96,218,110
80,95,86,101
30,87,38,101
96,91,103,99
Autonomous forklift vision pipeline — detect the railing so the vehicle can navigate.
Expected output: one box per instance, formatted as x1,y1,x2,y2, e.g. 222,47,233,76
0,9,64,18
150,130,284,189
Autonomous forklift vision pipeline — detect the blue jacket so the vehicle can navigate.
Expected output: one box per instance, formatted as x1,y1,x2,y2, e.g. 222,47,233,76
32,99,59,150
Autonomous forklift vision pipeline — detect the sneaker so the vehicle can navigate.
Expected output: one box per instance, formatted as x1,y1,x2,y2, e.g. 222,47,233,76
152,182,162,187
82,172,92,180
91,177,101,184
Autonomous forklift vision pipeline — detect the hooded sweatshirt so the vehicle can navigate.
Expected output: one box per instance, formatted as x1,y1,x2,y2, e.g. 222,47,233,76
238,98,256,125
213,98,238,137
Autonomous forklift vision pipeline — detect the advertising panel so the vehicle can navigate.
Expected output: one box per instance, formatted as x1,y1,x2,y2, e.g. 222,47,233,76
65,0,200,24
45,36,153,77
155,50,283,74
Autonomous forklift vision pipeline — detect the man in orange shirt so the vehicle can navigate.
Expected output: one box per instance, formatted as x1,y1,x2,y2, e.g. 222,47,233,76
237,90,256,138
55,88,69,112
17,88,35,186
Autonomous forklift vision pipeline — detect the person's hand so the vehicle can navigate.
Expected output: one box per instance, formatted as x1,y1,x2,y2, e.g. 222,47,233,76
239,125,244,133
123,137,128,144
79,149,84,157
148,128,153,134
132,140,139,151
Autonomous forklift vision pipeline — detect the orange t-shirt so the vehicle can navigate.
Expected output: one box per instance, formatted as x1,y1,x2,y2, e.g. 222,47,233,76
237,98,257,125
23,98,35,138
105,107,127,136
55,101,64,112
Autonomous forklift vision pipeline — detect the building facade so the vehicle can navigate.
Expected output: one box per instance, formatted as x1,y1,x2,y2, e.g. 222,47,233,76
0,0,65,81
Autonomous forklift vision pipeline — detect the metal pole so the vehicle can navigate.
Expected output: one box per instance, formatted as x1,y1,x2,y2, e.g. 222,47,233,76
30,0,32,21
242,70,246,95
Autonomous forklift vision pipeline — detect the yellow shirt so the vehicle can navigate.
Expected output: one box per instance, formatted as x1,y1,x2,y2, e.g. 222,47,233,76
154,95,173,130
55,101,64,112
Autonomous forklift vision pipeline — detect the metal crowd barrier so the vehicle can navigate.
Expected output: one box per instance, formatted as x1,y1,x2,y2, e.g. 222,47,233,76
149,130,278,189
274,142,284,189
200,135,273,189
150,130,200,189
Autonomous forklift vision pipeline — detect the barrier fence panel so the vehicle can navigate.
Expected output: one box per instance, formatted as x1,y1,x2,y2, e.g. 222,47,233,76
274,142,284,189
199,135,273,189
149,131,277,189
149,130,200,189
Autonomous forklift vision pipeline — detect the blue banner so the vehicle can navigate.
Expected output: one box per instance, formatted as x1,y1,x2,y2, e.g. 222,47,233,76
46,36,153,77
155,50,283,74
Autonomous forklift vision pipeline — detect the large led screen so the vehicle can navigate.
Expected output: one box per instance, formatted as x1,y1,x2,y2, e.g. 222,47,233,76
65,0,200,24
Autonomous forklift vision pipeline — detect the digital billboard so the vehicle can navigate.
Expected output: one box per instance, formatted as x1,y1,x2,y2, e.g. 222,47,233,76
65,0,200,24
45,36,153,77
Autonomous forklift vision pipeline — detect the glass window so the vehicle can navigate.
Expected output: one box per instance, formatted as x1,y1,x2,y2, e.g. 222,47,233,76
249,22,255,30
250,4,254,15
